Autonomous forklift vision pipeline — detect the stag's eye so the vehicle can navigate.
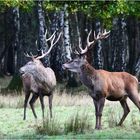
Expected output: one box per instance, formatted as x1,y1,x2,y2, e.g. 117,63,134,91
75,60,80,64
27,62,33,65
74,59,78,63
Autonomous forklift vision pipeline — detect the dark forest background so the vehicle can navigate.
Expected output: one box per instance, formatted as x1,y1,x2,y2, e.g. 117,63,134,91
0,0,140,92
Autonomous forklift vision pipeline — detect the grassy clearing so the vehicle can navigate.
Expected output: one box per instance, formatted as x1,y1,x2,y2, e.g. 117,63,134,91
0,92,140,139
0,77,140,139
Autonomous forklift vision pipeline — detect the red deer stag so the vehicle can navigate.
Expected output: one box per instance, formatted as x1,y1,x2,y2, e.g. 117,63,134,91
62,30,140,129
19,30,62,120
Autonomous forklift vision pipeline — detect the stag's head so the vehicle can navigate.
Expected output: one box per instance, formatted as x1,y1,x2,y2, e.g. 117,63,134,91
62,30,110,73
19,30,62,76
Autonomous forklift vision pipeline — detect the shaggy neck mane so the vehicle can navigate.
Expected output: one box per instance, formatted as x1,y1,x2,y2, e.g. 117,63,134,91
80,61,96,76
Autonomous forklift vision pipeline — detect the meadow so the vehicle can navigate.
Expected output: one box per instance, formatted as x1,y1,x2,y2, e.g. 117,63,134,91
0,77,140,139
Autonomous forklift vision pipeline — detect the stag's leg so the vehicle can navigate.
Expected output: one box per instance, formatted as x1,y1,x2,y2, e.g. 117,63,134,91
48,94,53,118
39,94,45,119
93,97,105,130
29,94,38,119
128,90,140,111
93,99,99,129
23,91,31,120
118,98,130,126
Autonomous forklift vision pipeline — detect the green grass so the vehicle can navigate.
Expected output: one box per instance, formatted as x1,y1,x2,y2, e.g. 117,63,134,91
0,76,140,139
0,102,140,139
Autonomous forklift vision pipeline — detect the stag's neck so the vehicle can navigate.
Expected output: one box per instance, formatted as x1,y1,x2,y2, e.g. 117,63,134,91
79,62,97,89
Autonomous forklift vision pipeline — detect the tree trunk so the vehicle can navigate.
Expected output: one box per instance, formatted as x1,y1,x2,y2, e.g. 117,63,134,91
63,4,78,87
110,17,128,72
94,20,104,69
36,0,49,67
135,57,140,79
63,4,72,62
6,7,22,92
49,11,63,81
6,8,20,75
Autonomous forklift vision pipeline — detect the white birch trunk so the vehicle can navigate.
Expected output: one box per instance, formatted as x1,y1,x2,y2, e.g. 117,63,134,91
95,20,103,69
63,4,72,61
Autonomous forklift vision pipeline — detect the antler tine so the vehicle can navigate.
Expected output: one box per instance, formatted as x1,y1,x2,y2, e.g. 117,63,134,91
36,32,62,60
24,52,31,58
102,29,110,38
35,40,38,46
24,52,36,59
45,29,47,37
87,30,96,47
41,49,44,55
74,50,80,55
76,30,94,55
93,29,110,42
30,52,38,58
77,29,110,55
45,31,56,42
45,31,62,55
29,52,33,56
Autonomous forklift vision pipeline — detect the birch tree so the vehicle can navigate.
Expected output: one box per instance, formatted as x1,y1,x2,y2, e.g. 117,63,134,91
94,20,104,69
36,0,49,67
110,17,129,72
63,4,78,87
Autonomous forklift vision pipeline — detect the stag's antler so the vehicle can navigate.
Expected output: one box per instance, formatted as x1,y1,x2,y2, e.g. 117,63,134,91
36,31,62,60
24,52,38,59
76,29,110,55
24,30,62,60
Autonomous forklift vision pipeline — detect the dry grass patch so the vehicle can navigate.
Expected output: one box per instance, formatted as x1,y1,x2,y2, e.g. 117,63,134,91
53,89,92,107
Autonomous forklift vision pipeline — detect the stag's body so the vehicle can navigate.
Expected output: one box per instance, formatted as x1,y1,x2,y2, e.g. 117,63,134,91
80,61,139,100
63,30,140,129
80,62,139,102
20,30,61,120
20,59,56,120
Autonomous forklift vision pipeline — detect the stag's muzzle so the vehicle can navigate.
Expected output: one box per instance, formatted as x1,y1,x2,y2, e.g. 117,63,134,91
62,64,68,70
19,68,25,76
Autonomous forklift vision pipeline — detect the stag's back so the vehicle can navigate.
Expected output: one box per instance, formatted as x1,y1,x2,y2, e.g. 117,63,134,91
44,67,56,89
20,59,56,94
34,64,56,92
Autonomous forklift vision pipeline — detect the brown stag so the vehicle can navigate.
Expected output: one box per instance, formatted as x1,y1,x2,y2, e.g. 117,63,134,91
19,30,62,120
62,30,140,129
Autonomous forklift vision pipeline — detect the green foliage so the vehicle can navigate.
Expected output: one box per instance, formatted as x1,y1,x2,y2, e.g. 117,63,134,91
18,0,35,12
0,0,140,24
0,0,35,12
43,1,140,27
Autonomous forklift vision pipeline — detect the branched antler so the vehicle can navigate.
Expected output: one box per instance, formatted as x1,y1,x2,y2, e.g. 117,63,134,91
24,29,62,60
76,29,110,55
